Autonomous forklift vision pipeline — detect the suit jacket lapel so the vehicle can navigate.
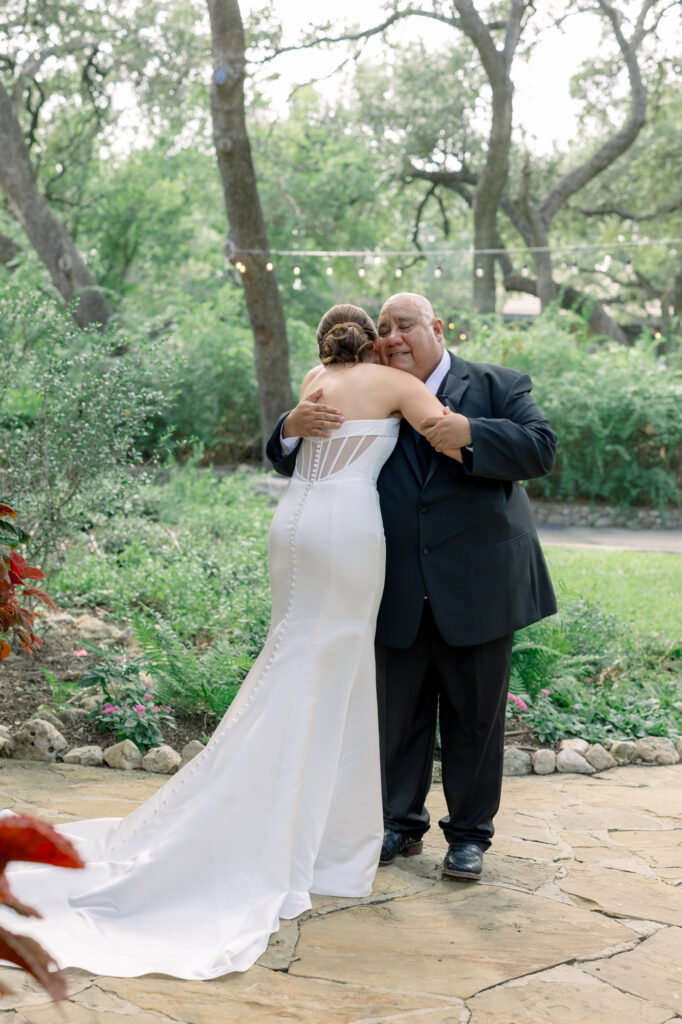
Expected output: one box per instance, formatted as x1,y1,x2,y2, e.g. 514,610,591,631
398,419,424,483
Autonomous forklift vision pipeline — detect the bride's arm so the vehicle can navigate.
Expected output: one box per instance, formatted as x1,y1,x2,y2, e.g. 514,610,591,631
391,372,468,464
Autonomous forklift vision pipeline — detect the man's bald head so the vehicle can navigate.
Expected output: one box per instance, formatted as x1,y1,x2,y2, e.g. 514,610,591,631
379,292,436,323
375,293,444,382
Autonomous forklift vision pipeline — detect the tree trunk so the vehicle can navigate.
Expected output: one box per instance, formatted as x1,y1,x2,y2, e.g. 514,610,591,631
206,0,293,457
0,82,112,328
453,0,526,313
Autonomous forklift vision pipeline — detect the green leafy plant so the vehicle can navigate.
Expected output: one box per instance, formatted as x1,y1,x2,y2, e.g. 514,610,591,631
511,600,682,743
78,646,176,751
132,615,249,719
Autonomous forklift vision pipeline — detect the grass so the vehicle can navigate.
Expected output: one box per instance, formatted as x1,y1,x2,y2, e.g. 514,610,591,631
543,546,682,638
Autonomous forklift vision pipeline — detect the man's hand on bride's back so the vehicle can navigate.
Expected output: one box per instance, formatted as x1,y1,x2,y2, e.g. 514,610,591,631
282,388,345,439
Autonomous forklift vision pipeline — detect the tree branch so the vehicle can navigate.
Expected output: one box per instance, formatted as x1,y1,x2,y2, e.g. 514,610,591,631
539,0,656,225
577,195,682,221
257,8,463,62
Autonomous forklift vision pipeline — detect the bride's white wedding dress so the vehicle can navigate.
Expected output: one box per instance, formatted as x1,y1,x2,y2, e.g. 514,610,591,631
1,418,400,980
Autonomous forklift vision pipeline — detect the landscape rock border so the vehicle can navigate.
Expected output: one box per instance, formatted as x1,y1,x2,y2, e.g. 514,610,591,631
0,717,205,774
503,735,682,777
2,715,681,776
530,498,682,529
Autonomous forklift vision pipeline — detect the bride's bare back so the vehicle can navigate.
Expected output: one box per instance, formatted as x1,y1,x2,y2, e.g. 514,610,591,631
300,363,446,434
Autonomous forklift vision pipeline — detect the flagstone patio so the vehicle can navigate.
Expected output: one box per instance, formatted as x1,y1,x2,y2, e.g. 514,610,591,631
1,759,681,1024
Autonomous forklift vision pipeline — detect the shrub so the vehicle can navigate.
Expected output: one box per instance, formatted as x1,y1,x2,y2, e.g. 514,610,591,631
0,285,171,571
458,308,682,509
150,289,261,463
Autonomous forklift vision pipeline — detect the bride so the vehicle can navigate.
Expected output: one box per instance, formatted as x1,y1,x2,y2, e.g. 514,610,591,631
1,303,459,980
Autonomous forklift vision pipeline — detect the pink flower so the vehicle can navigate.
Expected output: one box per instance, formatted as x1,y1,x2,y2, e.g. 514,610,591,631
115,656,123,663
72,649,88,658
153,705,160,712
133,704,146,716
103,703,115,714
145,681,153,690
144,693,154,701
507,693,528,712
541,688,550,697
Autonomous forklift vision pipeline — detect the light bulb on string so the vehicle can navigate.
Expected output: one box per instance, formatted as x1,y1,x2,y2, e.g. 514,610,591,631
394,266,403,279
625,257,633,273
325,265,334,277
521,264,529,277
434,265,443,279
265,261,273,272
235,261,246,274
293,265,301,276
358,264,367,278
292,277,303,291
475,264,484,278
571,260,578,274
447,321,455,330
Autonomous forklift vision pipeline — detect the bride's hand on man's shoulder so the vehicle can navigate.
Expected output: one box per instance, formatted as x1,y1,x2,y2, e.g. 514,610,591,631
283,388,345,439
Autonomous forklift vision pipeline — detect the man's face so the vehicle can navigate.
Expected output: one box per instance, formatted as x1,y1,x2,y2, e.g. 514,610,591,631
375,294,445,382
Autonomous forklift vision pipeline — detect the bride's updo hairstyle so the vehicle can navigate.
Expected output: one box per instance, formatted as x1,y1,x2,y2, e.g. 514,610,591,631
316,303,378,366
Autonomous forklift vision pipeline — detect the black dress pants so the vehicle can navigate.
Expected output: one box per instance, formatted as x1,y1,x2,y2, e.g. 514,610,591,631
376,600,513,850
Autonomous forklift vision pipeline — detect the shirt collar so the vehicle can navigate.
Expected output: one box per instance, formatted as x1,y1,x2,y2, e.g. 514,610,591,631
424,349,451,395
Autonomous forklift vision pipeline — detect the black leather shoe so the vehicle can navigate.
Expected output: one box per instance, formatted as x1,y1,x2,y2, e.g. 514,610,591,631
379,829,423,866
442,841,483,880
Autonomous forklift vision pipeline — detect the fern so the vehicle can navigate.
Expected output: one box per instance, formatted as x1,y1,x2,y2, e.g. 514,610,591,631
133,613,252,718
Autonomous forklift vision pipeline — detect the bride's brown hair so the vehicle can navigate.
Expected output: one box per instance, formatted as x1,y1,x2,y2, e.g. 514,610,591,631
316,304,378,366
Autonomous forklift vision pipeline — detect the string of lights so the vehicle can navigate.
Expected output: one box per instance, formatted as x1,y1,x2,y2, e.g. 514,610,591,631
234,237,682,258
231,237,681,288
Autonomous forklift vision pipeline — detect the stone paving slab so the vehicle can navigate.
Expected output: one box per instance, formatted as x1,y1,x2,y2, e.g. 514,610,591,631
1,760,681,1023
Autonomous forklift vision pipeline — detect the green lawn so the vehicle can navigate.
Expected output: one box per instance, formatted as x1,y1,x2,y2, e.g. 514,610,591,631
543,545,682,638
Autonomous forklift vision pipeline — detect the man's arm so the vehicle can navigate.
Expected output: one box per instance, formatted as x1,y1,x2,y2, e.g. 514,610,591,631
265,388,345,478
281,388,344,439
420,370,556,481
265,413,300,478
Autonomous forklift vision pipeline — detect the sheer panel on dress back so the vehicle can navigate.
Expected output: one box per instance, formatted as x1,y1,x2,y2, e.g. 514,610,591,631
296,434,377,481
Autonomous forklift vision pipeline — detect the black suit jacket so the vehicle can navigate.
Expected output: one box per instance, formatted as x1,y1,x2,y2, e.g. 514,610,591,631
266,352,557,649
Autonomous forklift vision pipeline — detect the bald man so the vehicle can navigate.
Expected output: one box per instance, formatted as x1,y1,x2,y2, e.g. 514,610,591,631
267,293,557,880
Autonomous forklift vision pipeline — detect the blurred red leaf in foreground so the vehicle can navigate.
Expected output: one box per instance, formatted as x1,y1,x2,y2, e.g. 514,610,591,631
0,814,84,1001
